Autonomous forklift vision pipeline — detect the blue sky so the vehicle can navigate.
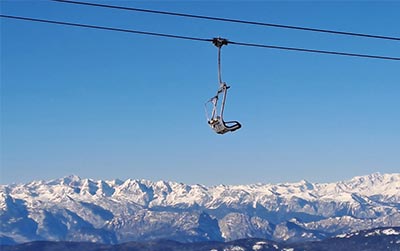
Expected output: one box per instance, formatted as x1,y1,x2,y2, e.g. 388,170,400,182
1,1,399,185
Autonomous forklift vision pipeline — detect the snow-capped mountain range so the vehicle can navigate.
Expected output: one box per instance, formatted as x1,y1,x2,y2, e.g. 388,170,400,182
1,173,399,245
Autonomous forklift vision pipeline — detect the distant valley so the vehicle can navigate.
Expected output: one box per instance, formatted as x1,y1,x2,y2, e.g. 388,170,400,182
2,227,400,251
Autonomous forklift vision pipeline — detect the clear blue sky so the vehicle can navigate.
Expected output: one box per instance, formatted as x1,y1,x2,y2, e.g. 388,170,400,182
1,1,399,185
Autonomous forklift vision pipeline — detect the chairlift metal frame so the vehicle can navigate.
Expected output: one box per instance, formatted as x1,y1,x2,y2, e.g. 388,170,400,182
205,38,241,134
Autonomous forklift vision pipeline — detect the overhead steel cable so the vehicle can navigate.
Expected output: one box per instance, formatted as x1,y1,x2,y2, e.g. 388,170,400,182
52,0,400,42
1,14,400,61
0,15,212,43
228,41,400,61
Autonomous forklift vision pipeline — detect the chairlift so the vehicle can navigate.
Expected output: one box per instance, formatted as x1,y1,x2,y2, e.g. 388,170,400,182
205,38,241,134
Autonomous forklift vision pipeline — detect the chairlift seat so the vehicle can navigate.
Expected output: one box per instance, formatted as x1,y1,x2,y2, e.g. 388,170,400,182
208,116,241,134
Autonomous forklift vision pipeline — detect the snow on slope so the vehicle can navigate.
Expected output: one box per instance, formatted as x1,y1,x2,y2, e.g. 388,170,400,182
0,173,399,244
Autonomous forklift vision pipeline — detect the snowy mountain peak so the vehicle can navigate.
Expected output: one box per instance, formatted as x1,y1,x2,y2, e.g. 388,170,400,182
52,174,82,185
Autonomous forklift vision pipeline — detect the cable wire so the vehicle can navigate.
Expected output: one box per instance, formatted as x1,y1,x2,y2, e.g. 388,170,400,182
1,14,400,61
52,0,400,42
229,41,400,61
0,15,212,43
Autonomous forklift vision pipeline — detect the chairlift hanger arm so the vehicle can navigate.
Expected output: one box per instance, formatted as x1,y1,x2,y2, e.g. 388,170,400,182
213,37,229,85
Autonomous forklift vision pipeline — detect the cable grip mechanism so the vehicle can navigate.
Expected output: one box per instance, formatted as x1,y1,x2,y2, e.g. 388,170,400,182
212,37,229,48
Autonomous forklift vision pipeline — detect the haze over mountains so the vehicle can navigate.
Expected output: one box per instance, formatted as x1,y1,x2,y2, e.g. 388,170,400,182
1,173,399,246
